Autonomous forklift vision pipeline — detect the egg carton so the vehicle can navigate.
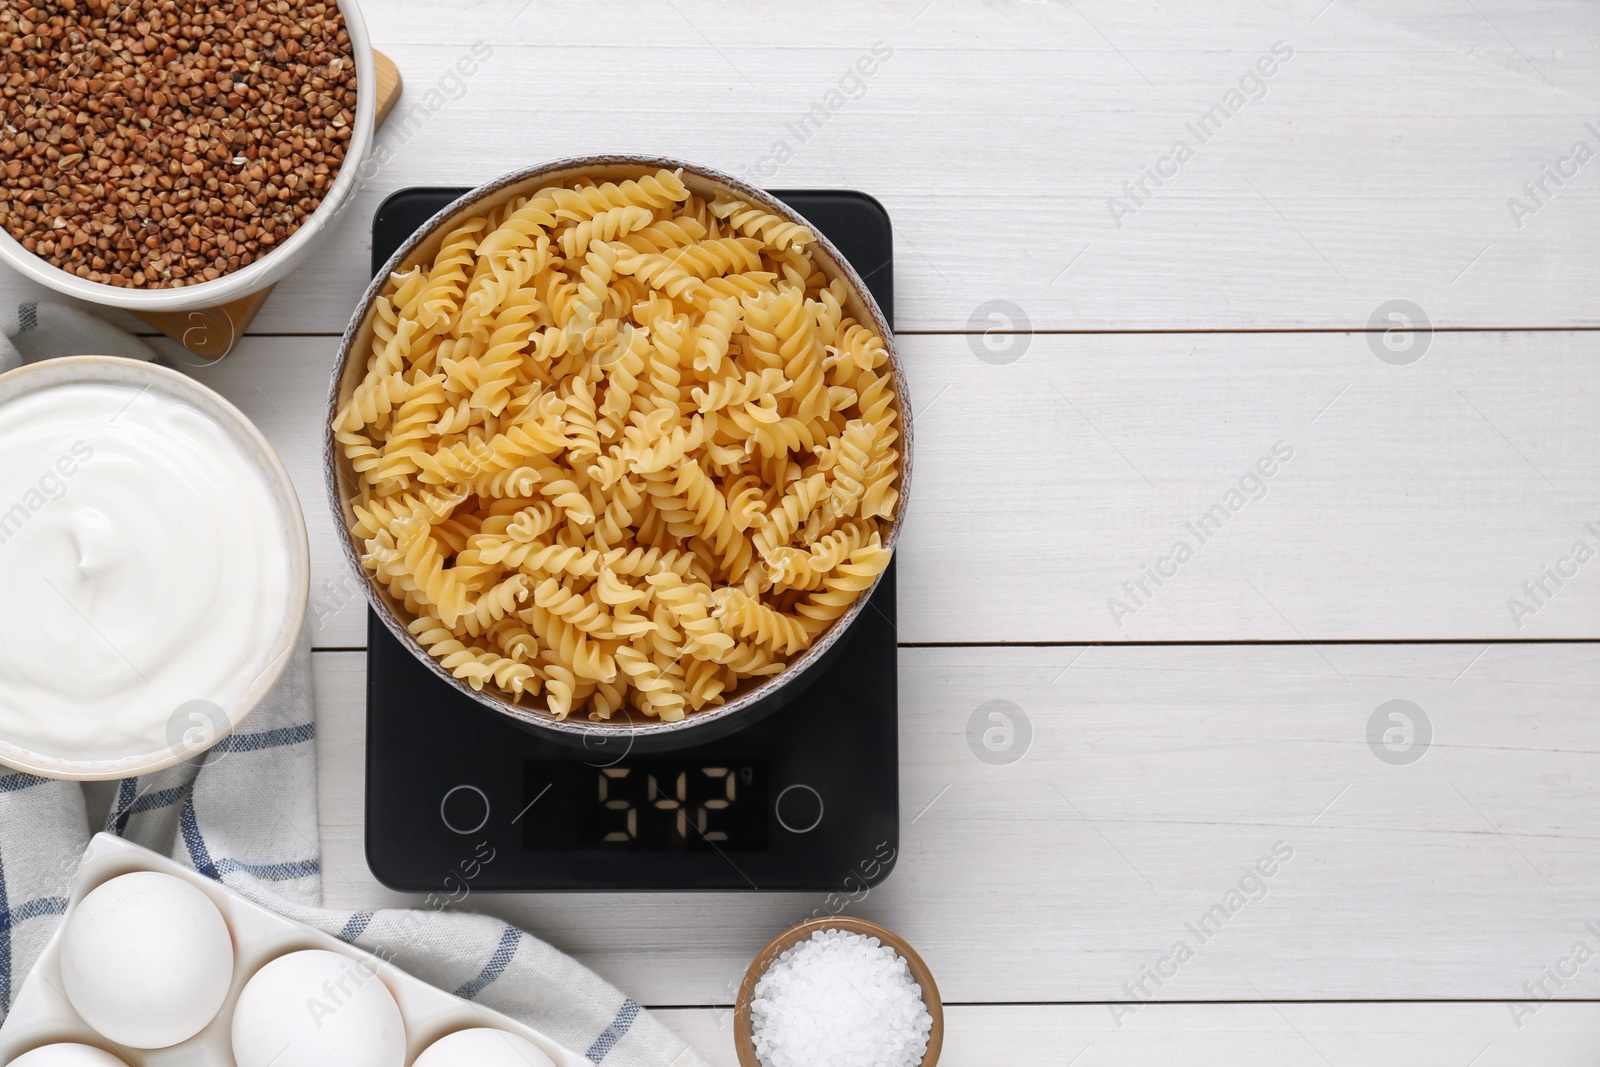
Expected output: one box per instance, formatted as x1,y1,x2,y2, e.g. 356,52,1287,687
0,834,589,1067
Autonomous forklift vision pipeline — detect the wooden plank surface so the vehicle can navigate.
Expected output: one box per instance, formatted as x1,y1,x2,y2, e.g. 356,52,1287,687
313,643,1600,1005
8,0,1592,1057
183,330,1600,648
4,0,1598,333
657,1004,1600,1067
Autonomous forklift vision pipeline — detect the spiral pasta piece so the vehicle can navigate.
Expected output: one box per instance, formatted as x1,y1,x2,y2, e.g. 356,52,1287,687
558,205,653,259
461,239,553,340
616,646,688,722
599,326,651,436
711,197,815,253
520,603,618,684
646,572,734,661
710,587,811,656
416,217,486,331
334,371,408,434
692,296,741,375
618,216,708,254
691,367,790,413
753,472,828,559
614,249,706,303
548,170,690,220
683,658,732,712
460,574,533,637
674,457,753,579
471,291,541,416
409,615,539,699
367,520,471,627
795,543,893,634
768,524,879,592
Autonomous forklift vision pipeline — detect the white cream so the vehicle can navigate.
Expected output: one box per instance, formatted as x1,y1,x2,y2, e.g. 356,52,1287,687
0,380,292,761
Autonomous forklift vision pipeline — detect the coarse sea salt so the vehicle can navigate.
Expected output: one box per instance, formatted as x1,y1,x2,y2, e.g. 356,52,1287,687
749,929,933,1067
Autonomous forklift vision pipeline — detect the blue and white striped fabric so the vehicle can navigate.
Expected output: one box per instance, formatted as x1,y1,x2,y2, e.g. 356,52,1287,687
0,307,706,1067
0,300,158,373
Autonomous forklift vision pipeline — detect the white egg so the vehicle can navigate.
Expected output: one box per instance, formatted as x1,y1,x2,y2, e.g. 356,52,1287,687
59,871,234,1048
413,1028,559,1067
7,1045,130,1067
231,949,405,1067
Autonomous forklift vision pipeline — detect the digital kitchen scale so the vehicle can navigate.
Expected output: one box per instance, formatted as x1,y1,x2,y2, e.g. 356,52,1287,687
363,186,899,891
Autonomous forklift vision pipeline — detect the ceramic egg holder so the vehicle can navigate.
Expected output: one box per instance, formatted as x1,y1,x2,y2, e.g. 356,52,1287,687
130,51,404,361
0,834,590,1067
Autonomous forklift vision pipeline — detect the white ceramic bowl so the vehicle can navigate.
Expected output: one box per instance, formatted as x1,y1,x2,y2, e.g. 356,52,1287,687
0,357,309,780
0,0,376,312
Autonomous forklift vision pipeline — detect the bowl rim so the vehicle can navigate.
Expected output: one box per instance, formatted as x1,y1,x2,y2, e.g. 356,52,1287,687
733,915,944,1067
0,0,377,312
324,154,913,743
0,356,310,780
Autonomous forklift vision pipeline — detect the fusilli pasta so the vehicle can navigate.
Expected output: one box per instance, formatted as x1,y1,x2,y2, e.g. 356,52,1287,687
337,167,900,721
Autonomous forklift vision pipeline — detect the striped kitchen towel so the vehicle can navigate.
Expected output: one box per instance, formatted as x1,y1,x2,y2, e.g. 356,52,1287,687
0,300,158,374
0,303,706,1067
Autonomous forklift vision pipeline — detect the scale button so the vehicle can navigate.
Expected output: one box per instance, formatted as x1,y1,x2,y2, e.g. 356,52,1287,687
440,784,490,835
775,784,824,834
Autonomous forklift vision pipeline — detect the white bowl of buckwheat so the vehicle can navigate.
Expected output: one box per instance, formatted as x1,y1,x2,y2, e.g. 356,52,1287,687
0,0,375,311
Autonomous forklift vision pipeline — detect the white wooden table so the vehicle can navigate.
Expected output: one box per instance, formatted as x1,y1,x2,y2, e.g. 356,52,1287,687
10,2,1600,1062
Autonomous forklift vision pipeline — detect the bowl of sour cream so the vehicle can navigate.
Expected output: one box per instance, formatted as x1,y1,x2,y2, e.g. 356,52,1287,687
0,357,308,780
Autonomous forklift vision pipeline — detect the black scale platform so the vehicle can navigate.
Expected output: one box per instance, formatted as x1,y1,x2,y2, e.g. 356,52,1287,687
363,187,899,891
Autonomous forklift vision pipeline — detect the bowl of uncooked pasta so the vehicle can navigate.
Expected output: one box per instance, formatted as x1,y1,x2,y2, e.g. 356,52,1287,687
325,156,910,745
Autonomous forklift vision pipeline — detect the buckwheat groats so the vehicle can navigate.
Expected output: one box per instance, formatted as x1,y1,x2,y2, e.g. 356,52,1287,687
0,0,357,287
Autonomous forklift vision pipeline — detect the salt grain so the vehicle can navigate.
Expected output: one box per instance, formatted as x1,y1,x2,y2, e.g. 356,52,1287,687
749,929,933,1067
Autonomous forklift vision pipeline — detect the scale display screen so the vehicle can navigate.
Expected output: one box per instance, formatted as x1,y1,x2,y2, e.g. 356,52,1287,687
522,760,769,852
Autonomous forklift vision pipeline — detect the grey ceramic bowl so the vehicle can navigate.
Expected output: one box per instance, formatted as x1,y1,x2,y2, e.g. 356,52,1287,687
325,156,911,749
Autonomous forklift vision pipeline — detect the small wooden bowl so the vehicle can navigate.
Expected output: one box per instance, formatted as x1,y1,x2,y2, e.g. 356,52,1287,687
733,916,943,1067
